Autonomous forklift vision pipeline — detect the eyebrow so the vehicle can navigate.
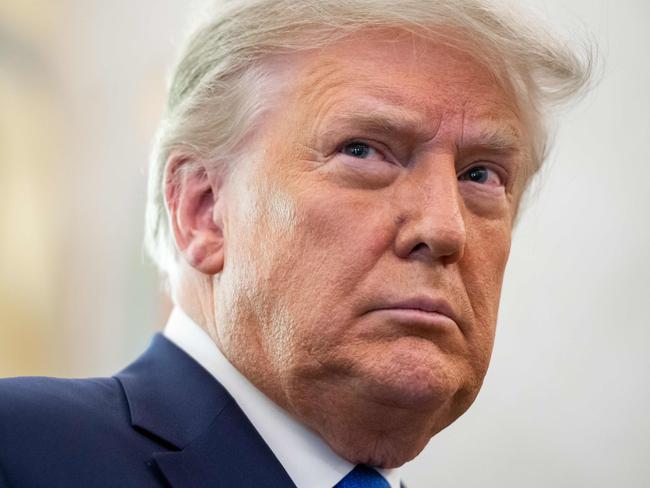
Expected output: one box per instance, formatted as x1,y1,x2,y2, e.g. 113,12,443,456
320,106,435,144
460,123,524,154
317,98,525,155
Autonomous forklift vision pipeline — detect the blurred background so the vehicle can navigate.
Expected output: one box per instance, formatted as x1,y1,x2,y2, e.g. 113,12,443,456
0,0,648,487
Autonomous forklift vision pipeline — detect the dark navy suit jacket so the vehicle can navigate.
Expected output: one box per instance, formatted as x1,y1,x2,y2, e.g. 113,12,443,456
0,334,298,487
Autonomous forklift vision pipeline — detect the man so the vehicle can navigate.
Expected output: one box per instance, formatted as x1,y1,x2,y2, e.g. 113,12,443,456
0,0,593,486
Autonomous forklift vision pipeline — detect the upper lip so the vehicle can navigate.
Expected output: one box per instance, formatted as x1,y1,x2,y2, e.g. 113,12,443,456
373,296,459,324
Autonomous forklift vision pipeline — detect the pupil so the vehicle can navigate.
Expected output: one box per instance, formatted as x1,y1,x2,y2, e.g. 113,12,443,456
346,143,369,158
469,167,488,183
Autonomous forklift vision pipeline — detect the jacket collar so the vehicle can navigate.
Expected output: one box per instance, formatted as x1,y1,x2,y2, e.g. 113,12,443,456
115,334,296,487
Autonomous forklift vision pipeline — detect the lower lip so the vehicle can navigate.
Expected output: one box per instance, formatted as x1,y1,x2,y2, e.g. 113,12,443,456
370,308,457,329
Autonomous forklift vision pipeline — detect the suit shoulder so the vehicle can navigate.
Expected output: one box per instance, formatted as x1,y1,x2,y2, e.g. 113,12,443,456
0,375,130,446
0,373,172,487
0,376,135,481
0,375,124,420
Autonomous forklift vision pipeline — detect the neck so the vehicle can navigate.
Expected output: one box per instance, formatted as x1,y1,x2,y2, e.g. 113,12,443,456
173,264,219,343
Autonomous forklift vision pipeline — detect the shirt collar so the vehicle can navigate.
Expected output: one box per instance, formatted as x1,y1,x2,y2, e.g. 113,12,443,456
163,307,402,488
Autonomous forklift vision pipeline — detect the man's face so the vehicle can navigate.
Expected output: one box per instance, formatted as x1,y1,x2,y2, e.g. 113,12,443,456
213,30,528,466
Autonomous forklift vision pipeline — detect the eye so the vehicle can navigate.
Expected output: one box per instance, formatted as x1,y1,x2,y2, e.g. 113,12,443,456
340,141,384,161
458,165,503,187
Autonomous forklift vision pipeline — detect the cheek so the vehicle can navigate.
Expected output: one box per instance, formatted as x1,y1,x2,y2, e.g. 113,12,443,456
258,187,396,355
460,217,512,356
275,188,391,318
296,186,396,263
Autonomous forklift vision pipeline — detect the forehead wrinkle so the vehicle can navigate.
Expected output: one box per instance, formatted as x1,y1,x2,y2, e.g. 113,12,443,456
293,67,440,147
296,57,344,103
286,41,525,156
292,48,438,117
292,60,446,143
290,58,356,142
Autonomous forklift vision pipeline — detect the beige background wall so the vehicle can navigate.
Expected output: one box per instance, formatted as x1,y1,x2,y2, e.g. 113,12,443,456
0,1,648,486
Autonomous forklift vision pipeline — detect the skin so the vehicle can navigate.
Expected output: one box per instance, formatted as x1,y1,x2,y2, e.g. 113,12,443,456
168,29,531,468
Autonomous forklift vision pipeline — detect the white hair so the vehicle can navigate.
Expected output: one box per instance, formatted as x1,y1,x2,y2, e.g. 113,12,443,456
144,0,595,279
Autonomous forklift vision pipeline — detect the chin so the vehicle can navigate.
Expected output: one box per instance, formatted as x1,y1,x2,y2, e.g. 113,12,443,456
366,371,455,412
285,337,483,467
313,380,476,469
338,439,426,469
359,340,463,410
320,412,437,469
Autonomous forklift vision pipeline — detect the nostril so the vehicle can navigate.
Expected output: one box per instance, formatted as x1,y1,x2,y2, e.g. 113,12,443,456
412,242,428,254
405,229,465,264
407,242,432,262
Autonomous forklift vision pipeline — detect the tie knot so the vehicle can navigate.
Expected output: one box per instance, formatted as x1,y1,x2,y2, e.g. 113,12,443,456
334,464,390,488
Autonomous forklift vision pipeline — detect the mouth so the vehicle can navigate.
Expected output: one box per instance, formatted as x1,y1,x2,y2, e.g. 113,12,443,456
368,296,459,329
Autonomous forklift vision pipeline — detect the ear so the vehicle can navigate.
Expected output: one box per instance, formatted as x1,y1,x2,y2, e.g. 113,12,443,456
165,154,225,275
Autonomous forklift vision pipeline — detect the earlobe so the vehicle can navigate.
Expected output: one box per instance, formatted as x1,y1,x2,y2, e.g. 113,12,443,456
184,232,225,274
165,154,225,275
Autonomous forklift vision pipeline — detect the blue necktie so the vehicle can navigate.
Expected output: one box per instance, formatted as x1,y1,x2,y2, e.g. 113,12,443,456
334,464,390,488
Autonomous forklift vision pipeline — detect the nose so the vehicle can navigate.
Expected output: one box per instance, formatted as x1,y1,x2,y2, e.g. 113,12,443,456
393,158,466,265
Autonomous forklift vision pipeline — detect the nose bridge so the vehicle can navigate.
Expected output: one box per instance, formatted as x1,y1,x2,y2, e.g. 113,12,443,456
396,154,467,262
420,159,466,240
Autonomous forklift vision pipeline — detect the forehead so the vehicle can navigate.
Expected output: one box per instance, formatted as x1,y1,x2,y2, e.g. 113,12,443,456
281,29,527,150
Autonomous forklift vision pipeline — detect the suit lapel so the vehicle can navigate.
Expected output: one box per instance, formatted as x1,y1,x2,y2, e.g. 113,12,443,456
115,334,296,488
152,399,296,487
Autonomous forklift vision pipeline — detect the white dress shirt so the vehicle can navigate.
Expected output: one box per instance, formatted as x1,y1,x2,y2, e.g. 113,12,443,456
164,307,402,488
